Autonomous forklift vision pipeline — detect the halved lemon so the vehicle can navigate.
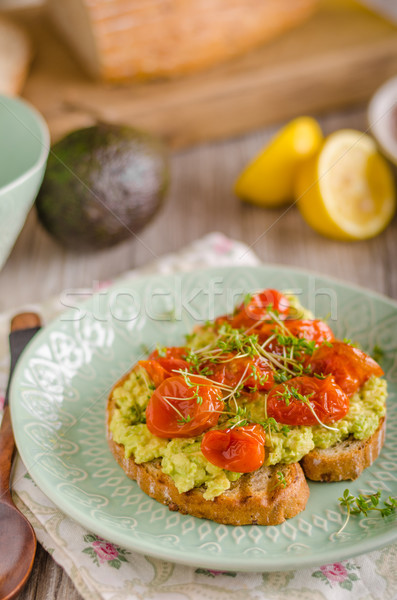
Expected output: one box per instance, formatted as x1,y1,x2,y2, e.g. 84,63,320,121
296,129,396,240
234,117,323,208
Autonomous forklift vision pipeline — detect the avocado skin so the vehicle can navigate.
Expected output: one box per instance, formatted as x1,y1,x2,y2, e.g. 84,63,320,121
36,124,169,250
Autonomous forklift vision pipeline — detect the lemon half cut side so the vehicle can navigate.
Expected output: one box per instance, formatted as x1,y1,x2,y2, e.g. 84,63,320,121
296,129,396,240
235,117,323,208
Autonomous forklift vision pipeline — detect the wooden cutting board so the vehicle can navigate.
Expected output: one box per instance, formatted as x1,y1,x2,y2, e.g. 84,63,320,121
10,0,397,148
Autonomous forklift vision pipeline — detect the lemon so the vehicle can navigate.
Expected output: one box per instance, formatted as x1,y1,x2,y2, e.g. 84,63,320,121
296,129,396,240
234,117,323,207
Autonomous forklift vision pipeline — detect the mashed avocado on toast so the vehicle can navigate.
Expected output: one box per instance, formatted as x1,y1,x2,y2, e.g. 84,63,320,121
107,289,387,523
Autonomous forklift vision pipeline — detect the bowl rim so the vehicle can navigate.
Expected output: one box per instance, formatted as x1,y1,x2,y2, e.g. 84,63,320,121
367,75,397,164
0,94,50,195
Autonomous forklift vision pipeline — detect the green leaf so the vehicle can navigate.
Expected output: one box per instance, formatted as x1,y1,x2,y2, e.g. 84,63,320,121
312,571,324,578
82,547,95,556
118,554,128,563
83,534,96,543
348,573,359,581
339,579,353,591
108,559,121,569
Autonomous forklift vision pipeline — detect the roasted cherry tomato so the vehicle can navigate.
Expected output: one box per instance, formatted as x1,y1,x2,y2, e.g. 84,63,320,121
201,424,266,472
146,375,223,438
148,346,188,361
231,289,290,329
139,357,190,387
202,353,274,391
309,341,384,396
267,375,349,425
140,346,191,387
215,289,290,330
258,319,334,355
287,320,334,344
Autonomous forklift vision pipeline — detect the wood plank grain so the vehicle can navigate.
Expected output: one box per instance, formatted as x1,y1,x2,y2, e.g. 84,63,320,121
8,0,397,147
16,544,84,600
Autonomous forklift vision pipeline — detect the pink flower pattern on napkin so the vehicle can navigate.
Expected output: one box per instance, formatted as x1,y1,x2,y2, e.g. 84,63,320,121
212,235,234,255
82,535,129,569
92,540,119,563
312,561,360,591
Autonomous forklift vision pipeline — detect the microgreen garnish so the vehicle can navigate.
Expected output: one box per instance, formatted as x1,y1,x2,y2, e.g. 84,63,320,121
275,385,313,406
243,292,253,307
343,338,359,347
270,471,287,491
258,417,290,436
337,489,397,535
178,414,191,425
275,334,316,357
273,371,290,384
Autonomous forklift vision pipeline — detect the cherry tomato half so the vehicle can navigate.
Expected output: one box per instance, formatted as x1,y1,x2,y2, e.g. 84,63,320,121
146,375,224,438
287,320,334,344
215,289,290,330
139,357,190,387
139,346,191,387
267,375,349,425
258,319,334,355
202,352,274,391
231,289,290,329
201,424,266,472
309,341,384,396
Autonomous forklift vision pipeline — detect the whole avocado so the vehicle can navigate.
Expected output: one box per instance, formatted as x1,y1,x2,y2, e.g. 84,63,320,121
36,124,169,250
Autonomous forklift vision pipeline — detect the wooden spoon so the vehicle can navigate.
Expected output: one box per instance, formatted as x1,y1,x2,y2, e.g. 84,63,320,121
0,313,41,600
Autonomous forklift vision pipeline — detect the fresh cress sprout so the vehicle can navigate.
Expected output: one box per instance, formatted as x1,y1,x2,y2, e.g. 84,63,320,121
337,489,397,535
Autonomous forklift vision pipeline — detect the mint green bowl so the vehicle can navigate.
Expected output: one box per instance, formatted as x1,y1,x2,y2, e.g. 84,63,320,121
0,95,49,269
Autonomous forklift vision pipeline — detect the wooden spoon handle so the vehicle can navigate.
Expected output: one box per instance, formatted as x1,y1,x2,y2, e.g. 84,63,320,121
0,313,41,502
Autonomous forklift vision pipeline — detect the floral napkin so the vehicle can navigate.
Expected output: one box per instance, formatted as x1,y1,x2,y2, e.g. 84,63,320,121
1,233,396,600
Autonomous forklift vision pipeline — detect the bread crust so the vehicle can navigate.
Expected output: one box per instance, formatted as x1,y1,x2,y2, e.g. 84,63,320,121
106,389,310,525
301,418,386,482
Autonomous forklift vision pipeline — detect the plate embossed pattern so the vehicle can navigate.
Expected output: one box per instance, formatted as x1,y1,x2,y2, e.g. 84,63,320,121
11,266,397,571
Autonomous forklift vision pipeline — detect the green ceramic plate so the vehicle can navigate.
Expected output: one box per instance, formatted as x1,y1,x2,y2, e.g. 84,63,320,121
10,266,397,571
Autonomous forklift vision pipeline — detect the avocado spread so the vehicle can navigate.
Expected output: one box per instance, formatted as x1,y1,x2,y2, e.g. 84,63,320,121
110,371,386,500
109,296,387,500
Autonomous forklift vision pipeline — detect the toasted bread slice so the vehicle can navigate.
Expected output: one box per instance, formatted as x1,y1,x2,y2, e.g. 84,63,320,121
301,417,386,482
106,393,310,526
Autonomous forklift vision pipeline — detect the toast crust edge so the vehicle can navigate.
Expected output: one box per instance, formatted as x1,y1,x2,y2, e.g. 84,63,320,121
301,417,386,482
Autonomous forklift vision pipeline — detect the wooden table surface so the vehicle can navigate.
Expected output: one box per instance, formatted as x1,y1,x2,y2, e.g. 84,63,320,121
3,104,396,600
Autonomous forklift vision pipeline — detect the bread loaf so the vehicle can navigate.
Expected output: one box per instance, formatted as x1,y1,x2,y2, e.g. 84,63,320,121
0,16,31,95
46,0,318,81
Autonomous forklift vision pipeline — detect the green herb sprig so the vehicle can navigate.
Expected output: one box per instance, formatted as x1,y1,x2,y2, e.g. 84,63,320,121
337,489,397,535
270,471,287,491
